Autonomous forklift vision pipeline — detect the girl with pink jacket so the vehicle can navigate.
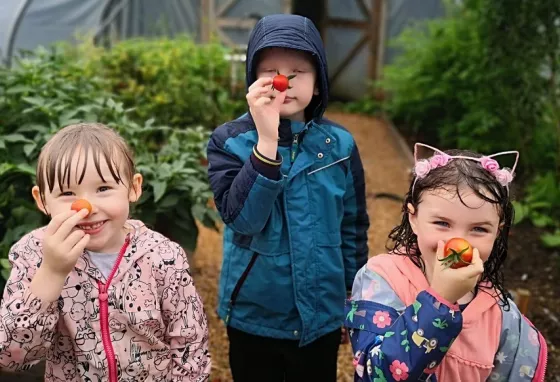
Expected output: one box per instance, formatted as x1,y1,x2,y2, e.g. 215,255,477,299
345,144,547,381
0,123,211,381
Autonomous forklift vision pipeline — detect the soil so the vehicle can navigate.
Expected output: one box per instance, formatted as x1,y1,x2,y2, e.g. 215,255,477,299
1,112,558,380
504,223,560,379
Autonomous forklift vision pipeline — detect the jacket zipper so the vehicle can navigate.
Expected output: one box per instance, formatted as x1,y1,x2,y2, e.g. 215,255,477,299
291,133,299,164
97,235,130,382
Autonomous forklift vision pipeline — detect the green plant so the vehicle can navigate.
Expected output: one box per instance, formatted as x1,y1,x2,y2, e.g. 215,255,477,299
0,47,218,281
71,36,246,130
513,173,560,248
380,0,560,176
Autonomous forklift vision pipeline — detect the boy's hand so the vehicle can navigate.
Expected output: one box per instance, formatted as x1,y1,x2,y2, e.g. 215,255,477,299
430,240,484,304
42,209,90,277
246,77,287,158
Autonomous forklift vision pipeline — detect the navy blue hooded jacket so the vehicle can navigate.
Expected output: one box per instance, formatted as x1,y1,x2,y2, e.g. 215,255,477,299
206,14,370,345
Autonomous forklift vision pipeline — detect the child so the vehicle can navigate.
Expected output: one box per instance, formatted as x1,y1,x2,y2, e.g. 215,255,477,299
344,143,548,381
0,123,211,381
207,14,370,381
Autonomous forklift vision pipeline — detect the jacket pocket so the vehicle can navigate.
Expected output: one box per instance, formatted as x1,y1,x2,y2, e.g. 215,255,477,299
314,231,342,247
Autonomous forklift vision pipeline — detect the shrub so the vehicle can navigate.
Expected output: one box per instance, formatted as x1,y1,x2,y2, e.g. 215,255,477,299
73,36,246,130
0,47,219,281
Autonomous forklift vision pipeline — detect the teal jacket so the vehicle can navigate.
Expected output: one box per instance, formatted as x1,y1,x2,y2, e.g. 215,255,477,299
207,14,369,346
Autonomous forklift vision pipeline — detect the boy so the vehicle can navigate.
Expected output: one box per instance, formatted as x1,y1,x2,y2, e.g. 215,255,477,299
207,14,370,381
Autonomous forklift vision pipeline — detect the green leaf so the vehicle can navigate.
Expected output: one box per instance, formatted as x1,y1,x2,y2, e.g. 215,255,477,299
22,96,46,106
23,143,36,157
151,181,167,203
384,331,395,338
541,231,560,248
3,134,32,143
0,259,11,269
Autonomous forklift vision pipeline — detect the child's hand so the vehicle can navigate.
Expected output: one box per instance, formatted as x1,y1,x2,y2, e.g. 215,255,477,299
42,209,90,277
430,240,484,304
246,77,287,157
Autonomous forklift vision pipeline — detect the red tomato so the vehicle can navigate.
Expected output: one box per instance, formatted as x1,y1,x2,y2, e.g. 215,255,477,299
440,238,473,269
71,199,92,217
271,71,296,92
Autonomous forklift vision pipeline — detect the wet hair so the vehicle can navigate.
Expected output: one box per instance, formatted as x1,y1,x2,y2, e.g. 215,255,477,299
36,123,136,209
387,149,514,309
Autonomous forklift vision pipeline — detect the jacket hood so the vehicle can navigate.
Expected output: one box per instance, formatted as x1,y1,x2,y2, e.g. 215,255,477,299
245,14,329,120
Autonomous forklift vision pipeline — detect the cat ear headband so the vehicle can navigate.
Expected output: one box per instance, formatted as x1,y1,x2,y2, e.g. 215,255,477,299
412,143,519,195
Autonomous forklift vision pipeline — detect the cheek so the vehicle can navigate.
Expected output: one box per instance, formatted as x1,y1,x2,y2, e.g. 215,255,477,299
472,237,497,262
105,195,130,219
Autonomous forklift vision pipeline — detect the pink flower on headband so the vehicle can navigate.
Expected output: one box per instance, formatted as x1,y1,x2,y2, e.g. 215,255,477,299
414,159,431,178
494,168,514,186
429,153,451,169
480,156,500,173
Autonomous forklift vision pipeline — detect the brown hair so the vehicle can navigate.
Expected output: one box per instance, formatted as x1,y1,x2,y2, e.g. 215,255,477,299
36,123,136,204
387,149,514,309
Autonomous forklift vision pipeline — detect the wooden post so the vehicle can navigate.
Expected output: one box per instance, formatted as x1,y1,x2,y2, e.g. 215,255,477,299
200,0,209,43
368,0,383,82
515,288,531,315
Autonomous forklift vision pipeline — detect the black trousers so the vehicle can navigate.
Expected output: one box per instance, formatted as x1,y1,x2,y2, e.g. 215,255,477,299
227,326,341,382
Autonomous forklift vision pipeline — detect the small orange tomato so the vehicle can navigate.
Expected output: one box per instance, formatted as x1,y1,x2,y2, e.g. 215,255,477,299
440,237,473,269
71,199,92,216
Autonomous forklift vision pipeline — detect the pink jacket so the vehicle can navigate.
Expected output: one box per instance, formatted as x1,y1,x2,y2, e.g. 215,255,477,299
0,220,211,382
345,254,548,381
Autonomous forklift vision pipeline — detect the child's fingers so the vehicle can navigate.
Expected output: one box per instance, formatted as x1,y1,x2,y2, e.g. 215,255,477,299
253,96,273,107
45,210,77,236
64,229,87,248
54,209,89,241
436,240,445,260
272,90,287,108
248,77,273,92
433,240,446,272
69,234,90,258
457,248,484,278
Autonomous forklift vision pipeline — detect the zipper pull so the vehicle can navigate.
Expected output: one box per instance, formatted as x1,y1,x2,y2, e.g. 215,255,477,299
291,133,299,164
98,283,108,302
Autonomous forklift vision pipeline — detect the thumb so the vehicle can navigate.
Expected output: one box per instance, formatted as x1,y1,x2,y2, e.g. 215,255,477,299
457,248,484,278
433,240,446,273
272,90,287,109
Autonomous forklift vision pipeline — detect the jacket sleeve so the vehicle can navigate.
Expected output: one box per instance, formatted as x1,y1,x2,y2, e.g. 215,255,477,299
161,243,211,381
341,142,370,290
344,266,462,381
206,125,285,235
490,300,548,381
0,237,60,371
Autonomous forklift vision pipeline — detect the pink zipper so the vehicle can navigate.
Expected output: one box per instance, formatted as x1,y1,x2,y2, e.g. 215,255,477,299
523,316,548,381
97,235,130,382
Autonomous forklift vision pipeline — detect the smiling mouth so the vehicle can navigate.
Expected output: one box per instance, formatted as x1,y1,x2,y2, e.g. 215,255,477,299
77,221,106,230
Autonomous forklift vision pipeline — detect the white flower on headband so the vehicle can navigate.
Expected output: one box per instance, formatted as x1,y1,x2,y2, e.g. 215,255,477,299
494,168,514,186
414,160,431,178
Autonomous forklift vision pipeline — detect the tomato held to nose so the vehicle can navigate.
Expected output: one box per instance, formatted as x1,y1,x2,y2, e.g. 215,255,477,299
71,199,92,217
440,237,473,269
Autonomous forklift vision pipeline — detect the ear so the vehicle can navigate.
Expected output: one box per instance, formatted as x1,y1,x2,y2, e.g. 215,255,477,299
31,186,48,215
313,85,319,95
407,203,419,235
129,173,143,203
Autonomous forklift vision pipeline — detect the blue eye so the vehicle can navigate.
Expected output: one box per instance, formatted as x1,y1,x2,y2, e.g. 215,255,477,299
433,221,449,227
98,186,111,192
473,227,489,233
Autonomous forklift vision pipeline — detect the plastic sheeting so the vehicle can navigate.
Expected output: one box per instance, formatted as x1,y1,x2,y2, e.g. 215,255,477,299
0,0,445,99
0,0,201,65
324,0,444,99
